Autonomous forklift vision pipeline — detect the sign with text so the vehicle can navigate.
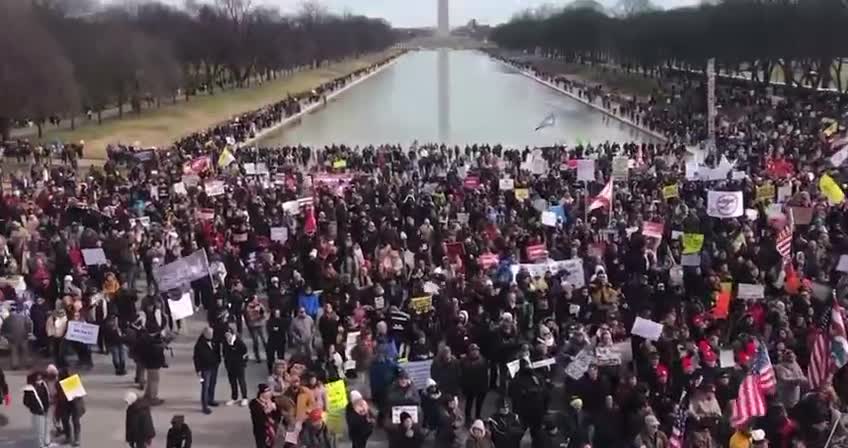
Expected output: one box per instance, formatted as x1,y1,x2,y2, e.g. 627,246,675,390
65,321,99,345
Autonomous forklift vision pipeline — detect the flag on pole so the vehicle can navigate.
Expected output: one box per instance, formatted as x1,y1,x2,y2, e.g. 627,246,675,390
587,179,613,212
218,147,235,167
525,244,548,262
819,174,845,205
534,113,556,131
776,226,792,262
478,253,500,269
808,298,848,389
730,342,775,428
668,390,691,448
830,135,848,166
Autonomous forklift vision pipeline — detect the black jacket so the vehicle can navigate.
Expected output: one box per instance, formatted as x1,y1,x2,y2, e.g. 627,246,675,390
125,400,156,443
460,354,489,394
166,424,192,448
487,413,525,448
0,367,7,397
388,425,425,448
22,382,50,415
345,404,374,441
222,337,248,370
193,336,220,372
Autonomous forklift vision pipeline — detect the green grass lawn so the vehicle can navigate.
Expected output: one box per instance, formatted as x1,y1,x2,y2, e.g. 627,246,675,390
42,50,401,159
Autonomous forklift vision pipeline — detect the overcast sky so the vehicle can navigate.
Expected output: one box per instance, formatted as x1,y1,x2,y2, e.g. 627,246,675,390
137,0,700,27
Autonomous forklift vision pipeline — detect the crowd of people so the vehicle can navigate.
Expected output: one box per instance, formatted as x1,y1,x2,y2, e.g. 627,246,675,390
1,46,848,448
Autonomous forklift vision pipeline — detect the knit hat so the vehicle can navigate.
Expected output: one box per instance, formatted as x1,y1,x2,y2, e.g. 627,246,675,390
751,429,766,442
257,383,270,396
124,391,138,405
350,390,363,403
426,378,437,388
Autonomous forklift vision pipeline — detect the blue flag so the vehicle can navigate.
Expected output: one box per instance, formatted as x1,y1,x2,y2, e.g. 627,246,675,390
535,113,556,131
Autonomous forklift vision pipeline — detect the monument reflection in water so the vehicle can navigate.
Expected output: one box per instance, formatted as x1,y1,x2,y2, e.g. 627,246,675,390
259,50,657,147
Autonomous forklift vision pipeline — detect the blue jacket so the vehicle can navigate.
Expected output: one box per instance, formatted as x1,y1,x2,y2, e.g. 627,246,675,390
298,293,320,319
369,357,398,396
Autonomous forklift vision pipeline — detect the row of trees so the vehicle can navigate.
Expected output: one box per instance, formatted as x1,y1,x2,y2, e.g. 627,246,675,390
0,0,397,140
491,0,848,92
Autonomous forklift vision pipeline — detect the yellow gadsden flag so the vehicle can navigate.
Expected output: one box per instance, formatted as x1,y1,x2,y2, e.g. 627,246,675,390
218,147,235,168
819,173,845,205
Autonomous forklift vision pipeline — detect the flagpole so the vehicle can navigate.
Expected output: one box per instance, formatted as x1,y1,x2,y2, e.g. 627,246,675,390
584,180,589,224
824,413,840,448
608,178,614,229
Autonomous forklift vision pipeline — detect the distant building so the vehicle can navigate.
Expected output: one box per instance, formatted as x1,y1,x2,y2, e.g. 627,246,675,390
438,0,449,36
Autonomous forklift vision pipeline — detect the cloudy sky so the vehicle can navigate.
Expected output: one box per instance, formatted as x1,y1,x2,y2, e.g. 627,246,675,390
140,0,700,27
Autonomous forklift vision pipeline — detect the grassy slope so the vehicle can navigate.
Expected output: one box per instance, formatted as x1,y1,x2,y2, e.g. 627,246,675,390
43,50,400,159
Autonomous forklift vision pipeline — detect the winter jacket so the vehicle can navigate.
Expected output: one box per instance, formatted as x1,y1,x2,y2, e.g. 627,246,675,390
460,354,489,395
298,292,320,319
1,312,31,343
245,299,267,328
22,382,50,415
466,435,495,448
431,356,462,396
46,313,68,338
290,315,315,347
388,425,425,448
345,404,374,441
436,407,465,448
166,424,193,448
299,422,336,448
386,382,421,409
774,360,806,409
192,336,220,372
125,400,155,443
222,337,249,371
487,412,524,448
369,358,398,397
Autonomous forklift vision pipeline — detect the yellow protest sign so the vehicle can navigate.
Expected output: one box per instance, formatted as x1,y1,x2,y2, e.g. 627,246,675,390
59,374,86,400
410,296,432,313
756,182,775,203
333,159,347,169
682,233,704,254
514,188,530,201
325,380,348,412
662,184,679,200
820,174,845,205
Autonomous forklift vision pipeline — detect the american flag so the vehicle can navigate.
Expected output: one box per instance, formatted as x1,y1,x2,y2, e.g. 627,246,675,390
526,244,548,262
478,253,500,269
730,342,775,428
669,391,690,448
808,298,848,389
776,225,792,262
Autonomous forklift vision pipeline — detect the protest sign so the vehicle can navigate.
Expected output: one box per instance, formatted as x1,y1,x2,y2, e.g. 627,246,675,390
507,359,521,377
168,291,195,321
81,248,107,266
526,244,548,262
612,156,630,180
642,221,664,240
614,340,633,364
499,178,515,191
59,374,87,400
463,176,480,189
789,207,813,225
531,358,556,369
344,331,359,371
682,233,705,254
399,359,433,389
541,211,557,227
577,160,595,181
756,182,776,203
631,317,663,341
270,227,288,242
392,406,419,424
838,255,848,273
173,182,187,196
662,184,679,200
595,345,622,366
681,253,701,266
777,184,793,203
514,188,530,201
154,249,210,292
204,180,225,197
410,296,432,313
333,159,347,169
456,213,469,225
720,349,736,368
565,348,595,380
65,321,99,345
130,216,151,228
736,283,765,300
325,380,348,412
707,191,744,218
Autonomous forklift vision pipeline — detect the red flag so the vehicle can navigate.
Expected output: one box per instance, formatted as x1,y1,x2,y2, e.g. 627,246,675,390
526,244,548,262
183,156,211,175
463,176,480,190
587,179,613,212
303,205,316,235
784,262,801,294
712,282,732,319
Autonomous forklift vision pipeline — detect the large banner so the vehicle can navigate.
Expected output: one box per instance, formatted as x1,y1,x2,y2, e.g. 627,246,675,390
154,249,210,291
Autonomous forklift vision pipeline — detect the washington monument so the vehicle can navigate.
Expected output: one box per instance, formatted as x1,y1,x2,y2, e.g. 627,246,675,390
438,0,449,36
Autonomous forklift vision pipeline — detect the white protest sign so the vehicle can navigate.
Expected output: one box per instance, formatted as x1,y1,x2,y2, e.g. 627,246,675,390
681,253,700,266
205,180,225,197
612,156,629,180
507,359,521,377
576,159,595,182
531,358,556,369
720,349,735,368
392,406,419,424
777,184,793,203
270,227,288,242
595,345,621,366
671,230,683,240
631,317,664,341
168,291,195,321
561,258,586,288
130,216,151,228
499,178,515,191
282,200,300,215
344,331,359,371
81,248,107,266
398,359,433,389
736,283,765,300
565,348,595,380
541,211,557,227
837,255,848,273
456,213,469,225
173,182,187,196
65,321,100,345
707,191,744,218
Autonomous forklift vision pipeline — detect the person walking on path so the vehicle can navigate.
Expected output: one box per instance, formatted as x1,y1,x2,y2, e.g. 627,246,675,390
124,391,155,448
222,329,250,406
22,371,53,448
193,327,221,414
55,369,85,447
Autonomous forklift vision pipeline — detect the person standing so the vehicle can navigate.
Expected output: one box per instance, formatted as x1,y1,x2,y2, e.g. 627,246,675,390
222,329,249,407
290,306,315,359
103,315,127,376
486,398,524,448
265,307,288,373
22,372,52,448
460,344,489,423
436,394,465,448
55,369,85,447
389,411,424,448
193,327,220,414
299,409,336,448
345,390,375,448
244,295,268,363
1,306,32,370
249,384,281,448
124,391,155,448
467,419,494,448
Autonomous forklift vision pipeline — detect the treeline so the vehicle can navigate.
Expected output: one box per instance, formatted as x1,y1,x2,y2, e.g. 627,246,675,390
0,0,397,140
491,0,848,91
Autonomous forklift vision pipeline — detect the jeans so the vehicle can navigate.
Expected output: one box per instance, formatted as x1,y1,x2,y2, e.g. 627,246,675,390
32,414,50,448
246,326,267,361
110,344,126,373
200,367,218,410
227,367,248,400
